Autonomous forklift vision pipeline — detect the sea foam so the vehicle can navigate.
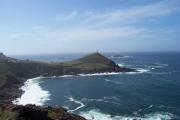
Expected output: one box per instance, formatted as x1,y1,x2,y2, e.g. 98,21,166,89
80,109,174,120
78,68,149,77
117,63,125,67
79,72,120,76
68,96,85,112
110,55,132,59
12,77,51,106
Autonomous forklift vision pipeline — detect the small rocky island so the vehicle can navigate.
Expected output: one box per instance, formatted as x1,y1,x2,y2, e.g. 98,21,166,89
0,52,135,120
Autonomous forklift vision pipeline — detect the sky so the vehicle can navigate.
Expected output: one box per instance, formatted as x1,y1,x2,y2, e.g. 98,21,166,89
0,0,180,55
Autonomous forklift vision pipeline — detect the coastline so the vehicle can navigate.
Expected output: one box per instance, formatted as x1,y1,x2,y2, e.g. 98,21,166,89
10,69,175,120
12,77,51,106
0,76,24,104
0,52,136,120
12,68,147,107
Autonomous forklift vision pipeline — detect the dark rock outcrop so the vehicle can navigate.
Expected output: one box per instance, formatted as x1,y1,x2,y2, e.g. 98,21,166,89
0,52,135,103
0,104,86,120
0,52,136,120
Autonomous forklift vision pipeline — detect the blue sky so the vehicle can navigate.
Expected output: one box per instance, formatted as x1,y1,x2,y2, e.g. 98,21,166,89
0,0,180,55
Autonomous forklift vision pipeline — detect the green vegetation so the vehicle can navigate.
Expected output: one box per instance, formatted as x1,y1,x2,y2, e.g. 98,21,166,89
58,60,82,67
47,109,64,119
0,106,19,120
0,52,132,88
54,52,113,69
0,61,8,87
0,104,86,120
0,52,134,97
0,52,134,120
58,60,109,69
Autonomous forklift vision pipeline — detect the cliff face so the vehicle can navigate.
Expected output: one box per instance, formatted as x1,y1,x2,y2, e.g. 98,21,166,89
1,52,134,79
0,52,135,103
0,52,135,120
0,104,86,120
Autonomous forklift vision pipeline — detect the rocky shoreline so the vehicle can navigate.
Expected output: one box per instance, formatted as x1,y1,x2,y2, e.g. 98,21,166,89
0,75,24,104
0,52,136,120
0,104,86,120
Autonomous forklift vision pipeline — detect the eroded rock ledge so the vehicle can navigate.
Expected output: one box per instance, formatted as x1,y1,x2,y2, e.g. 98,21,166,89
0,104,86,120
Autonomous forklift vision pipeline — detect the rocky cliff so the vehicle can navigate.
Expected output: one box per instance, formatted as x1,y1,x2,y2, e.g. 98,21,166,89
0,104,86,120
0,52,135,120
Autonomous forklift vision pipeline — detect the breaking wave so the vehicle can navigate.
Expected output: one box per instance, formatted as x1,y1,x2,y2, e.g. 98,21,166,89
136,68,150,73
110,55,132,59
78,68,149,77
154,63,168,68
79,72,120,76
12,77,51,106
124,68,150,75
68,96,85,112
37,64,150,79
80,109,175,120
146,63,169,70
117,63,125,67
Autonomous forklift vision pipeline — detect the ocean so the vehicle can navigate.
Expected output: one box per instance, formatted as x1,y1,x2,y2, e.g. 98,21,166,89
12,52,180,120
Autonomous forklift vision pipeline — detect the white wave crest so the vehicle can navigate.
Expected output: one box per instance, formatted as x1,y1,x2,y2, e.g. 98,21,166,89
80,109,174,120
105,79,111,82
125,68,149,75
79,72,120,76
79,67,149,76
68,96,85,112
12,77,51,106
78,69,149,76
42,69,149,78
117,63,125,67
110,55,132,59
61,75,74,77
154,63,168,67
146,63,169,69
136,68,150,73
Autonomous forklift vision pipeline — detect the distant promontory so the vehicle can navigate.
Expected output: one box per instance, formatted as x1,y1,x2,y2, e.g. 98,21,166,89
0,52,135,120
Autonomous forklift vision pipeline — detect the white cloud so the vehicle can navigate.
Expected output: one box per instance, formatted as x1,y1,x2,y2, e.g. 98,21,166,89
0,26,145,43
55,11,78,21
32,26,46,30
0,26,146,55
0,33,31,39
54,1,179,25
47,27,145,42
85,1,180,24
3,1,178,44
1,1,180,54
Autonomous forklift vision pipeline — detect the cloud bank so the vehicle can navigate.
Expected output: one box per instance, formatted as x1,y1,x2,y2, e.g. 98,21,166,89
0,0,180,54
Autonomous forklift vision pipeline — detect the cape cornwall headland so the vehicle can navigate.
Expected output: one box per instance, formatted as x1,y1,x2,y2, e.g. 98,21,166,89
0,52,135,120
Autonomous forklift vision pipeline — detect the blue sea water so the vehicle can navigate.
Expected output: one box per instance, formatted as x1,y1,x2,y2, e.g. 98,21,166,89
13,52,180,120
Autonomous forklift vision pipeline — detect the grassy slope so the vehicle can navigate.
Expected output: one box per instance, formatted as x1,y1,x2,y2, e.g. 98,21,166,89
0,61,8,87
57,53,113,70
0,104,86,120
0,53,121,88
